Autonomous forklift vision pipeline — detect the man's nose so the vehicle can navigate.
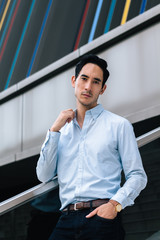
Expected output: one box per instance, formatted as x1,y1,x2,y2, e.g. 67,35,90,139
85,81,92,90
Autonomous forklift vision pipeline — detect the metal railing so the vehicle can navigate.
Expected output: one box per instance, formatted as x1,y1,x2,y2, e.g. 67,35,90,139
0,127,160,216
136,127,160,147
0,177,58,216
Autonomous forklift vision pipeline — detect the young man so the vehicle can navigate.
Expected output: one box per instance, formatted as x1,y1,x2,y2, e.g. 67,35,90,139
36,54,147,240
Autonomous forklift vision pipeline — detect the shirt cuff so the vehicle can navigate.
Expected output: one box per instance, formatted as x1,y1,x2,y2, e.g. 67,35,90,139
41,130,60,150
111,192,134,209
49,129,61,137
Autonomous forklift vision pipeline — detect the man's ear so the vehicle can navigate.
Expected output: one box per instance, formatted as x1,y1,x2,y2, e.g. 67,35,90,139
71,76,76,88
100,84,107,95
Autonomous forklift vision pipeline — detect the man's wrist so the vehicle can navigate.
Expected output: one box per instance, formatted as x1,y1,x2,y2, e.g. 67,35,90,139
109,200,122,212
50,126,60,132
109,200,119,206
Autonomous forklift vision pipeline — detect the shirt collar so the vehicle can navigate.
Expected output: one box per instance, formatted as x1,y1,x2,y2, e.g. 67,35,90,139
86,104,104,120
73,104,104,123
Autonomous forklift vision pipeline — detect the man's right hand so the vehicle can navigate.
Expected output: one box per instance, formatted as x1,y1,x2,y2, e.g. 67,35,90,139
50,109,75,132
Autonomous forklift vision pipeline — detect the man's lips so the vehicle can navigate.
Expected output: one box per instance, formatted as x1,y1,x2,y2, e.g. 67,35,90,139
82,93,92,98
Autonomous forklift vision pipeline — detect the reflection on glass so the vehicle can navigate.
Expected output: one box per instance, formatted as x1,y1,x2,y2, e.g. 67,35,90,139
122,138,160,240
0,188,61,240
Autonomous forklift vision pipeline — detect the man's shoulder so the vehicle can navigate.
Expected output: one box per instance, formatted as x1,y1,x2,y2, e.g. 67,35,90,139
103,109,129,123
102,110,132,132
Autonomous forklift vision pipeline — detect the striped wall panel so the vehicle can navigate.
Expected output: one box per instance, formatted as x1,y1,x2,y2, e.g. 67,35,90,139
0,0,159,92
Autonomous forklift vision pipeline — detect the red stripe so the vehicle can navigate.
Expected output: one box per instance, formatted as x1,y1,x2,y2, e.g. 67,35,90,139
0,0,21,61
74,0,90,50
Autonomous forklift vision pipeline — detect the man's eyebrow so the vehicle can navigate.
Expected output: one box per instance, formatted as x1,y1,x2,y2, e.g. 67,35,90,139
81,74,102,82
81,74,89,78
94,78,102,82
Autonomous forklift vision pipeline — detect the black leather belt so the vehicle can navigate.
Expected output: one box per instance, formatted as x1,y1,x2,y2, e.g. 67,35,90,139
62,199,109,212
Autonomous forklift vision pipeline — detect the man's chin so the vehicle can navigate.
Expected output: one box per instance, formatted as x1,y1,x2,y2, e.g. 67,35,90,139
79,100,97,109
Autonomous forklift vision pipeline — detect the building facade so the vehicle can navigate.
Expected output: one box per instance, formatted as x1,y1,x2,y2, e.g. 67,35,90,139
0,1,160,239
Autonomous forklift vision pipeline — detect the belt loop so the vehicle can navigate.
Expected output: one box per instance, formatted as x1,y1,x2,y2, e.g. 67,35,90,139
67,205,69,215
90,200,93,211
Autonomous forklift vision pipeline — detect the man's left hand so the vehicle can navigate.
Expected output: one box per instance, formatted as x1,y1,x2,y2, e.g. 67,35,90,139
86,202,117,220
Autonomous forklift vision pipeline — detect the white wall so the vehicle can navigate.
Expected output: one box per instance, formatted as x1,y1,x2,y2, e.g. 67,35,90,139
0,20,160,165
99,22,160,121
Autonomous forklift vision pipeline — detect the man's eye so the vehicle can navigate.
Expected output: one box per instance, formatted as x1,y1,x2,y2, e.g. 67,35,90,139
82,78,87,81
94,81,99,84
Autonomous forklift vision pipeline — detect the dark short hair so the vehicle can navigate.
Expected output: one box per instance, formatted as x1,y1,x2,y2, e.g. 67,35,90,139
75,54,110,87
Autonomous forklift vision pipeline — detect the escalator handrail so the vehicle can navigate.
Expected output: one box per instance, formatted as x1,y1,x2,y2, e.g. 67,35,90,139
0,127,160,216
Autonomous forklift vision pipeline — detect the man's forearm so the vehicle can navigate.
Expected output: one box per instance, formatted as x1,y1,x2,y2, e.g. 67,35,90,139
36,131,60,183
111,170,147,209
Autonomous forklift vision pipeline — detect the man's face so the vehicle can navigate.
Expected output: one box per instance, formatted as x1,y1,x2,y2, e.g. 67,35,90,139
71,63,106,109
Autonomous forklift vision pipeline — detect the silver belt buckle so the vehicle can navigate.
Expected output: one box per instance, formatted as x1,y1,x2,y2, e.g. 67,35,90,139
74,202,79,211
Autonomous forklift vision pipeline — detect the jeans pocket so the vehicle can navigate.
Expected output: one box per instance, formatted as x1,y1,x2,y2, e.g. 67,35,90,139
95,214,117,222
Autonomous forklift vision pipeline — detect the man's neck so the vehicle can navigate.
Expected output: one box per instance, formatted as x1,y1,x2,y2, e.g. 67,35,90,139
76,103,97,128
76,108,86,129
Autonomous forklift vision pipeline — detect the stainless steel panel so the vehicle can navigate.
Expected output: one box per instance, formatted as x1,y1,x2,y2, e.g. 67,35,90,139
22,67,76,151
0,85,17,101
16,145,41,161
98,22,160,122
0,97,22,159
0,154,15,167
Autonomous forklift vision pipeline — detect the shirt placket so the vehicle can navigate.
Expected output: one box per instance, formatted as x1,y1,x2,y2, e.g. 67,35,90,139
74,114,91,201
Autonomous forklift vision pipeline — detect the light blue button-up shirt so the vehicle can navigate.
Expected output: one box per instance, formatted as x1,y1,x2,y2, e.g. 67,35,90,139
36,104,147,210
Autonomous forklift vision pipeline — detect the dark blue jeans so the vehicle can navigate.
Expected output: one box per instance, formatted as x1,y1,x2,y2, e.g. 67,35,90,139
48,209,125,240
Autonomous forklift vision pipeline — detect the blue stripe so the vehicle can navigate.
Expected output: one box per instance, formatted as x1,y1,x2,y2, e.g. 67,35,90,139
140,0,147,14
27,0,53,77
88,0,103,43
0,0,16,48
5,0,36,89
104,0,116,33
0,0,5,15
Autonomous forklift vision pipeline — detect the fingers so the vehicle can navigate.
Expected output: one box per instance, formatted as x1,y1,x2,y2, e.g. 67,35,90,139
50,109,75,132
86,208,98,218
96,203,117,220
63,109,75,124
86,203,117,219
64,109,75,122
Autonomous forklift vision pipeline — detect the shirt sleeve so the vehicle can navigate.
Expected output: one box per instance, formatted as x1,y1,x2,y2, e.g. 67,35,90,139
36,130,60,183
111,119,147,209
